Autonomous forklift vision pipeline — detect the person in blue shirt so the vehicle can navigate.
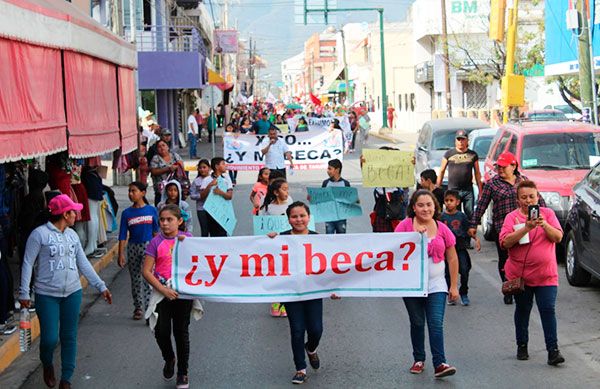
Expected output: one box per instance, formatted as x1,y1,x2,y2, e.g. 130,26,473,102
440,190,480,306
118,182,159,320
321,159,351,234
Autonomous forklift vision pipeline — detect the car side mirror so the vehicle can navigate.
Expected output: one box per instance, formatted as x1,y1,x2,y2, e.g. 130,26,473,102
418,145,428,152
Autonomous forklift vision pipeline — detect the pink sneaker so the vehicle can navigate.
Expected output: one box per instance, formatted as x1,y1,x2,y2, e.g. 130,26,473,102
270,303,281,317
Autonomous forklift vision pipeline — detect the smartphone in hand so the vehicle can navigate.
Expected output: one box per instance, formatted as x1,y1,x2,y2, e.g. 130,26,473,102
528,204,540,220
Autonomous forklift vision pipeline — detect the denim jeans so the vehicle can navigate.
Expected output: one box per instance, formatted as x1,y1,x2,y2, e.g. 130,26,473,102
35,290,82,383
514,286,558,351
228,170,238,184
154,298,193,375
445,249,471,296
456,189,474,220
283,299,323,371
187,133,197,158
325,220,347,234
403,292,448,367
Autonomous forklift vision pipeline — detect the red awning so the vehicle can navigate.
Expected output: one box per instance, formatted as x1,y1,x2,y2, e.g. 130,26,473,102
0,38,67,163
64,51,120,158
118,67,138,154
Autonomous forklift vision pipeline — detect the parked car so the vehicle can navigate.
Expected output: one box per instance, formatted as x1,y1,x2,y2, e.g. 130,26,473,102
469,128,499,241
543,104,582,121
519,109,568,122
483,121,600,258
414,118,489,185
564,162,600,285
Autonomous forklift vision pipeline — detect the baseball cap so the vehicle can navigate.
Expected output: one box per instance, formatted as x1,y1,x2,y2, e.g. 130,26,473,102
48,194,83,215
161,128,172,136
496,151,518,167
455,130,468,139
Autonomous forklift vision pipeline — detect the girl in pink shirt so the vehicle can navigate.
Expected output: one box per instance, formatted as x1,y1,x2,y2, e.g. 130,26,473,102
499,180,565,366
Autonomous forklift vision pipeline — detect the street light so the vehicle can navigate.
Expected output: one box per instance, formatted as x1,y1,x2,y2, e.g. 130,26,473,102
327,25,352,105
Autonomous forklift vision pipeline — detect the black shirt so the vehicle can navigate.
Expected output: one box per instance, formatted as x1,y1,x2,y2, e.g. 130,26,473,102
443,148,478,190
280,230,318,235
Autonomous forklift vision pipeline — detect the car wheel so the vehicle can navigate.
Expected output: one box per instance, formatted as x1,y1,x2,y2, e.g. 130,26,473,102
565,231,591,286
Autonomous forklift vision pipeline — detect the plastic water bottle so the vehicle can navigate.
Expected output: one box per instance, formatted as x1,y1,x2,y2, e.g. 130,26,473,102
289,166,294,176
19,308,31,352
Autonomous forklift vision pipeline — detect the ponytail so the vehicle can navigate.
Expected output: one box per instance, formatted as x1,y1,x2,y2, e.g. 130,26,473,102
260,178,286,213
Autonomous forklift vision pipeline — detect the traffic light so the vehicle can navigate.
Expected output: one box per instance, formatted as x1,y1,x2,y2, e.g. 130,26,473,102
489,0,506,42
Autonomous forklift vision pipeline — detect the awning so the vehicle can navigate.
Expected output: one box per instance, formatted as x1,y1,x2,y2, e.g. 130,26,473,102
64,51,120,158
317,65,345,95
118,67,138,154
0,38,67,163
0,0,136,68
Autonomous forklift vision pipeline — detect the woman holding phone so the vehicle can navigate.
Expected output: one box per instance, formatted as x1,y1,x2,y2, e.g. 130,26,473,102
499,180,565,366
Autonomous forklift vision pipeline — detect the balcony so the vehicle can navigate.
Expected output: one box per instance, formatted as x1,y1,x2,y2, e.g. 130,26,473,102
126,25,208,90
176,0,200,10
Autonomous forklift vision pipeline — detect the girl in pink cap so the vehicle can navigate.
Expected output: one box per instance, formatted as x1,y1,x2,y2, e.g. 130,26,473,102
19,194,112,389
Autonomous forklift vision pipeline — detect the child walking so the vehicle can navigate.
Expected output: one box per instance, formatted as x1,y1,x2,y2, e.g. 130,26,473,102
157,180,193,233
267,201,339,384
259,177,293,317
321,159,350,234
250,167,270,215
118,182,159,320
440,190,481,306
206,157,234,237
189,159,212,237
143,205,195,389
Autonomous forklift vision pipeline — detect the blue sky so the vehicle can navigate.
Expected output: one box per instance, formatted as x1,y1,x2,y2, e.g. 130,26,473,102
211,0,413,82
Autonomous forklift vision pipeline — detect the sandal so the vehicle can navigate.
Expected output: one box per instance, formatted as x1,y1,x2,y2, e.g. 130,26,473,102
133,309,143,320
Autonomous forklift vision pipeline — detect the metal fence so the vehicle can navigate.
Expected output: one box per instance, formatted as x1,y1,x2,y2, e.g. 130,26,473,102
124,25,207,56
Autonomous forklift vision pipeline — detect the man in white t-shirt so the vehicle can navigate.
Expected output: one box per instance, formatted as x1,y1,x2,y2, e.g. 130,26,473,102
261,127,294,178
187,109,199,158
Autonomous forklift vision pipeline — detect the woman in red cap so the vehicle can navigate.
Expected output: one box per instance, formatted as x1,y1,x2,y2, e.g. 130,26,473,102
19,194,112,389
468,152,546,304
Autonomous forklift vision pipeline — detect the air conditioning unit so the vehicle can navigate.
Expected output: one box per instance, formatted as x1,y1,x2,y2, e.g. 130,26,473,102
566,9,579,30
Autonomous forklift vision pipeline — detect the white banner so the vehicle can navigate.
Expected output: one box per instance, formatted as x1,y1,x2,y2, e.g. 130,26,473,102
287,115,350,134
223,130,344,171
172,233,427,302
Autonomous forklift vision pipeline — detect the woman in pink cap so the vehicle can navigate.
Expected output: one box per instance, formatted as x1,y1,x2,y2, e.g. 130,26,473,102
468,152,546,304
19,194,112,389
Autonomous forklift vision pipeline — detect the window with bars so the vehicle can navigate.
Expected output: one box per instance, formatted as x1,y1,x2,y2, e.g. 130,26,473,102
463,81,487,109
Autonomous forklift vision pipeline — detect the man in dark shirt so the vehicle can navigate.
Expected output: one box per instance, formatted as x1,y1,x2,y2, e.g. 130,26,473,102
436,130,482,219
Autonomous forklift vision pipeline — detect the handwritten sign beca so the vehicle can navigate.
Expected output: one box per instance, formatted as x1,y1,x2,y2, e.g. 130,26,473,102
361,149,414,188
307,187,362,223
253,215,316,235
203,177,237,236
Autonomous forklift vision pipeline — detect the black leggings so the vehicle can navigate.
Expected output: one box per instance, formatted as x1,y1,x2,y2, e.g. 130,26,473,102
493,226,509,282
154,299,193,375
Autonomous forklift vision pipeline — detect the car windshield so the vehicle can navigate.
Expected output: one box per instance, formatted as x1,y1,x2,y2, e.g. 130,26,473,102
554,105,576,115
528,112,568,121
431,130,460,150
472,136,493,158
521,132,600,170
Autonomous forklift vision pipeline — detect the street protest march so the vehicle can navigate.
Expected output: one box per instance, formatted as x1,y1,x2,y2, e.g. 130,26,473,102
172,232,427,302
306,186,362,223
361,148,414,187
223,116,347,171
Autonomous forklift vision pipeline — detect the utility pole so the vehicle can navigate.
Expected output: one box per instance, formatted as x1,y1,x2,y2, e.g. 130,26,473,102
578,0,595,123
440,0,452,117
340,27,351,104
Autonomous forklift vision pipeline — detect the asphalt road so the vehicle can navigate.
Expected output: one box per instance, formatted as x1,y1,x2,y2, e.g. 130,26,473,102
6,135,600,388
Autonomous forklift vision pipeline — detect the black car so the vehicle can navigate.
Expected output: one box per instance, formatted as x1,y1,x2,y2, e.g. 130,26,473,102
565,162,600,285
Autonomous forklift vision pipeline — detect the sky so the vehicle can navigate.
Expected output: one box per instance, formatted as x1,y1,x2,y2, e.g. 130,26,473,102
210,0,414,83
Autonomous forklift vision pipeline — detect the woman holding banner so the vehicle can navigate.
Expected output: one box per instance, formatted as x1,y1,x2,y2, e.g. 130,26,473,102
394,190,459,378
267,201,339,384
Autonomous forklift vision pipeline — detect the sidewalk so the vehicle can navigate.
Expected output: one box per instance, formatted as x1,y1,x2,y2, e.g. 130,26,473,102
0,240,119,375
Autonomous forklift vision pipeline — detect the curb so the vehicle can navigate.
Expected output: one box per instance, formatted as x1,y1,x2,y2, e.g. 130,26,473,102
0,241,119,374
368,129,401,144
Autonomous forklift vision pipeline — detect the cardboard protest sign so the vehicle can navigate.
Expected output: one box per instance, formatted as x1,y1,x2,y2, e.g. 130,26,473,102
307,187,362,223
253,215,316,235
203,177,237,236
361,149,414,187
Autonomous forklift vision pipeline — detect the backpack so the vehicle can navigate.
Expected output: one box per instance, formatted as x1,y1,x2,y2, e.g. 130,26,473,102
374,188,405,220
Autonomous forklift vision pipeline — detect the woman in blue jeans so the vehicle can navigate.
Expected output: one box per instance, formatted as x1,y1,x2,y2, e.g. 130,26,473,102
19,194,112,389
395,190,459,378
268,201,339,384
499,180,564,365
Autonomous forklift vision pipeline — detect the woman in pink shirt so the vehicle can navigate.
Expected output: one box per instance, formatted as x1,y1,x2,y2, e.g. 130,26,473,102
500,180,565,366
395,189,459,378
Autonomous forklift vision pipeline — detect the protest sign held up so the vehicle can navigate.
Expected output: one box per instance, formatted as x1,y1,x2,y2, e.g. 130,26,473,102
173,233,427,302
361,149,414,188
307,187,362,223
203,177,237,236
253,215,316,235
